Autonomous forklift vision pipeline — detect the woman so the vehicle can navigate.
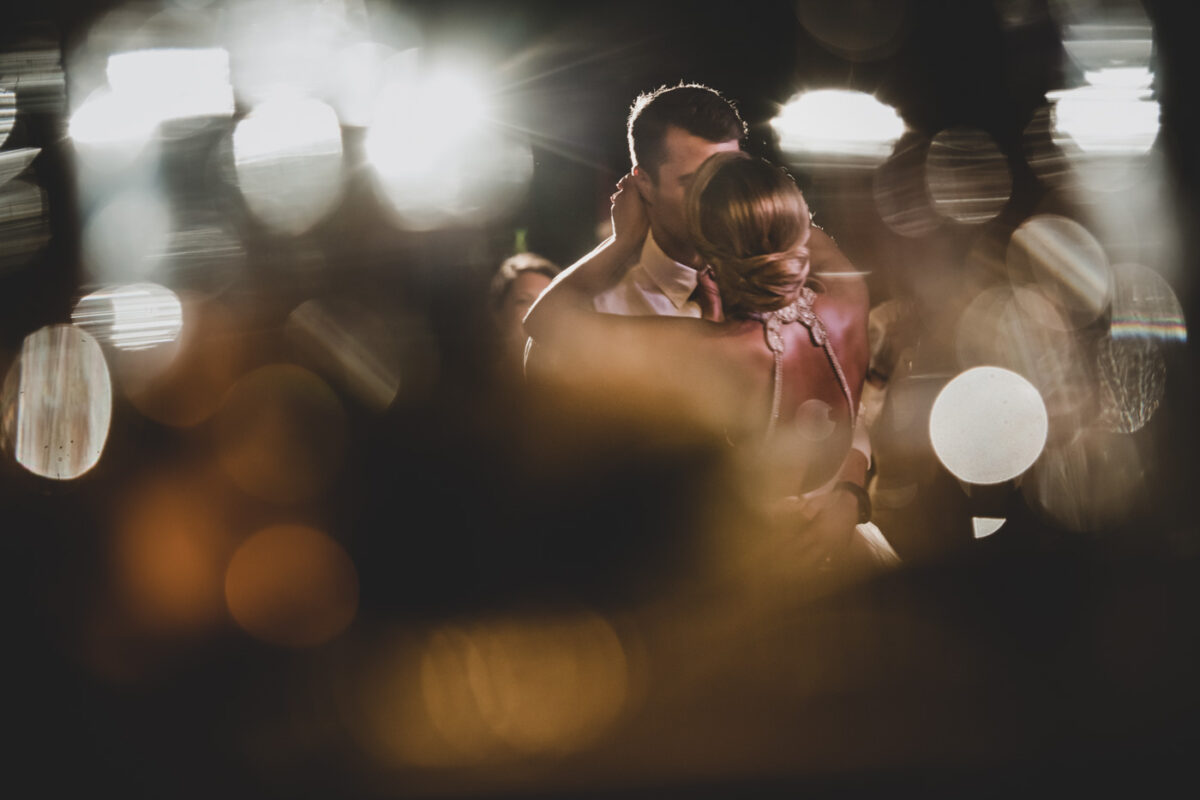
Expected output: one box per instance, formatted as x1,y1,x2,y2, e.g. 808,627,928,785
525,152,887,564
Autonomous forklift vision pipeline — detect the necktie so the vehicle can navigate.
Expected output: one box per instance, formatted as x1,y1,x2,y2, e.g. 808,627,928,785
691,267,724,322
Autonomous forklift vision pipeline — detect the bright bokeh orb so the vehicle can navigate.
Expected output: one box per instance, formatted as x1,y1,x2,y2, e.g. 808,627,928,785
72,282,184,351
929,366,1048,485
233,96,345,234
365,65,531,229
224,524,359,648
1,324,112,480
105,48,234,123
772,89,905,161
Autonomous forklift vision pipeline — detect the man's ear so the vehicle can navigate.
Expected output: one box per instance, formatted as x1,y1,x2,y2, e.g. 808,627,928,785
631,165,653,203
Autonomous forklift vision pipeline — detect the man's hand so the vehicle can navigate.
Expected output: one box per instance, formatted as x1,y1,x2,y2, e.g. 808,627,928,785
610,173,649,256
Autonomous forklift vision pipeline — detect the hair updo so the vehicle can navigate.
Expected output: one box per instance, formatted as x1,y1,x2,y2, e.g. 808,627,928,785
685,152,812,318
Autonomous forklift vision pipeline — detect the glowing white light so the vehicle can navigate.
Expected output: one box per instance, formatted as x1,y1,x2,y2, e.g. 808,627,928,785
365,64,529,229
1,325,112,480
929,366,1048,485
67,88,158,146
1049,83,1159,155
223,0,343,104
1084,66,1153,90
972,517,1006,539
106,48,234,122
82,187,171,282
233,96,344,234
772,89,905,159
72,283,184,350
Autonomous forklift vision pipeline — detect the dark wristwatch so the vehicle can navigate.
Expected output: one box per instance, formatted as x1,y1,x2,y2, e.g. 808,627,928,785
834,481,872,525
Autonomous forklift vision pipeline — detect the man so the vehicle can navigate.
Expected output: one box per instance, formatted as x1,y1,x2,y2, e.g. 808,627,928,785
532,82,894,566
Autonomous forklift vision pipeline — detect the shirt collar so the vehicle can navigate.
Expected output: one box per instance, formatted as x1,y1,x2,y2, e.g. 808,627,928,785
640,231,699,310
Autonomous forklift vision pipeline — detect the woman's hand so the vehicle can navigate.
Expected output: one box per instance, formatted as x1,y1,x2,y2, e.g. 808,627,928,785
610,173,649,255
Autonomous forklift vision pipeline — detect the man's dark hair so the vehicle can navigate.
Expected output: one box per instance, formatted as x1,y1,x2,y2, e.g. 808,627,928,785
627,83,747,181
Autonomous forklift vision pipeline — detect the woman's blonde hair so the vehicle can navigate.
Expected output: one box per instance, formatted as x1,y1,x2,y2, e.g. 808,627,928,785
685,151,812,317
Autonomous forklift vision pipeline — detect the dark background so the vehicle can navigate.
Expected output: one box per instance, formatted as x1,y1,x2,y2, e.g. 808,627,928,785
3,1,1199,797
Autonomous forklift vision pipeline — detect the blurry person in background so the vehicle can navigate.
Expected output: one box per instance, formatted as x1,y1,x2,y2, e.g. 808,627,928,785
489,251,560,375
526,152,897,573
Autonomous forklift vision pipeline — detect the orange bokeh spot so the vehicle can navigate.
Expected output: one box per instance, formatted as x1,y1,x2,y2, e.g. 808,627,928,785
224,524,358,647
113,468,235,633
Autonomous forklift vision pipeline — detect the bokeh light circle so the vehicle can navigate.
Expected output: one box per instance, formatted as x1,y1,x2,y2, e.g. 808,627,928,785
925,126,1012,224
1007,215,1111,328
72,282,184,351
233,96,344,235
1,324,112,480
215,364,347,504
929,366,1048,485
1095,335,1165,434
224,524,358,648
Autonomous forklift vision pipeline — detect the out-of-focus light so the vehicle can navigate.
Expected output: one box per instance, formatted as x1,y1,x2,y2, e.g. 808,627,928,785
1052,0,1154,73
223,0,341,104
82,187,171,282
1049,82,1159,156
1007,214,1111,328
158,224,247,293
794,0,908,61
1095,336,1165,434
366,65,532,229
0,179,50,272
1110,263,1187,342
113,469,235,634
233,96,344,234
929,366,1048,485
872,136,941,237
215,364,347,504
286,299,404,411
0,324,112,480
224,524,359,648
972,517,1005,539
772,89,905,162
0,86,14,147
68,87,158,147
72,283,184,351
420,613,629,758
105,48,234,122
0,147,39,188
925,127,1012,224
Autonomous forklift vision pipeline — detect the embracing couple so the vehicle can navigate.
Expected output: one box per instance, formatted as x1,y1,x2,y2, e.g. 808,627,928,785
524,83,897,570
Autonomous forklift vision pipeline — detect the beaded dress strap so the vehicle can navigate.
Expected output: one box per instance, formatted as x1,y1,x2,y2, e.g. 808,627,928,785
762,286,856,439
